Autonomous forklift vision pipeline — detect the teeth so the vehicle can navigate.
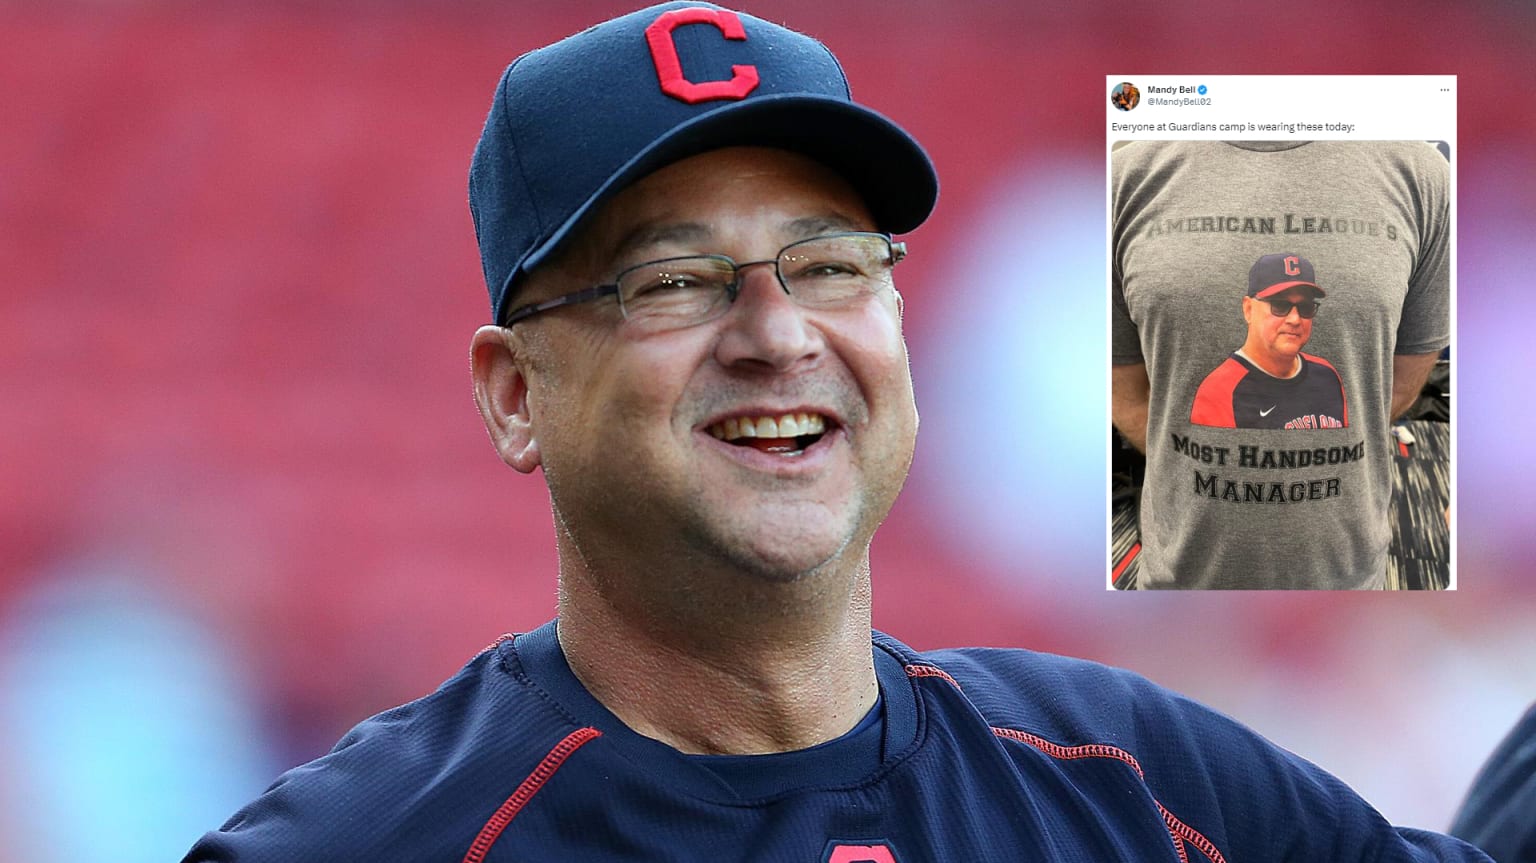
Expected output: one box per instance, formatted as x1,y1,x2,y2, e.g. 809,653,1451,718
708,412,828,442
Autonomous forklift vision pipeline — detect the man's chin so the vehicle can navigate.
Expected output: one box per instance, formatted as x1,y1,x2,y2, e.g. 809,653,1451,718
744,538,857,585
701,508,863,584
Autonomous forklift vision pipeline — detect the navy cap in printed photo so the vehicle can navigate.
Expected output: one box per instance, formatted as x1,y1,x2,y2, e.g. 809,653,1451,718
1248,253,1326,300
469,1,939,325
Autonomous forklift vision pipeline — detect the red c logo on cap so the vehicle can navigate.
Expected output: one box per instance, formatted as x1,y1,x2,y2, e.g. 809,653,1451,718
1283,256,1301,276
645,8,760,104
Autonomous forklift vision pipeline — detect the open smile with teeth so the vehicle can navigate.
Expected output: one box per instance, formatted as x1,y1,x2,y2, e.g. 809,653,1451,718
706,413,829,455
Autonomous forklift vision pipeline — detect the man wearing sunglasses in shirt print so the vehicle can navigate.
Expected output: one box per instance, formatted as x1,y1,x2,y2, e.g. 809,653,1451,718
1190,253,1348,430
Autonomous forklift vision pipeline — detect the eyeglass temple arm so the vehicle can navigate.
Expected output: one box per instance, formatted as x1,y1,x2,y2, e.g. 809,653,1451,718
503,285,620,326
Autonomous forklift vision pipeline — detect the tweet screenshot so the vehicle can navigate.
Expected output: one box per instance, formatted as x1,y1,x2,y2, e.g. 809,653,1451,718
1105,76,1456,591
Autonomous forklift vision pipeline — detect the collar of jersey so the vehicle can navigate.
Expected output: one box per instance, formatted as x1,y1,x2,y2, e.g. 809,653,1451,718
1232,351,1311,383
500,620,925,804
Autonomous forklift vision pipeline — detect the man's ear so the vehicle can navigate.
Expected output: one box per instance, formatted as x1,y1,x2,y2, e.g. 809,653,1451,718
471,325,542,473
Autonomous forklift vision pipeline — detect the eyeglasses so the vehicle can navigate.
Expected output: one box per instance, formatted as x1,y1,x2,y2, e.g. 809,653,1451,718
1262,297,1320,319
503,232,906,329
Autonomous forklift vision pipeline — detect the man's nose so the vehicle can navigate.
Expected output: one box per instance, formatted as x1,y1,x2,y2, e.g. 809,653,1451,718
713,264,823,372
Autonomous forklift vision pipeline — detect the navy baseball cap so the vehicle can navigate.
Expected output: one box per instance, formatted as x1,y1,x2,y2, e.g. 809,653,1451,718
469,1,939,325
1248,253,1326,300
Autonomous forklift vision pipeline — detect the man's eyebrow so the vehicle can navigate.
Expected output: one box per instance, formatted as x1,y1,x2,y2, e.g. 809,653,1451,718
784,214,867,238
603,213,871,270
607,222,713,267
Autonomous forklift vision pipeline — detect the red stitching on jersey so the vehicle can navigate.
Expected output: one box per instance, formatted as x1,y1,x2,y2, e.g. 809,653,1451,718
1161,809,1192,863
1160,803,1225,863
461,727,602,863
904,664,961,689
480,632,517,654
991,727,1146,779
992,726,1226,863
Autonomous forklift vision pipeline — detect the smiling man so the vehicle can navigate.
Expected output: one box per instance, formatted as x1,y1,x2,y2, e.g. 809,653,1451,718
1190,253,1348,430
473,146,910,758
184,5,1485,861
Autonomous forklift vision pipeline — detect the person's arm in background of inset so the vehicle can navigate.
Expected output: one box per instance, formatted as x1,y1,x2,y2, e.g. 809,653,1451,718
1391,351,1440,420
1112,363,1150,453
1110,144,1150,455
1393,143,1451,422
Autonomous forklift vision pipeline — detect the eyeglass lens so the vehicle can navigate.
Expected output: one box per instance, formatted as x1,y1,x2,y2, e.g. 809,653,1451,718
616,233,896,325
1266,298,1319,319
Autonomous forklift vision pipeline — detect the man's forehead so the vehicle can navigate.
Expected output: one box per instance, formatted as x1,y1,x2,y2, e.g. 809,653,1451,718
567,148,875,264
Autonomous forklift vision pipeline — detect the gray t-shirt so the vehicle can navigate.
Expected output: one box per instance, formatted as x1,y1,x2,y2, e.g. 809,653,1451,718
1112,141,1449,589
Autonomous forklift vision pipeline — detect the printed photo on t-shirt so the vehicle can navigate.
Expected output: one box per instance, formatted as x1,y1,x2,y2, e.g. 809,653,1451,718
1189,253,1348,430
1108,131,1453,590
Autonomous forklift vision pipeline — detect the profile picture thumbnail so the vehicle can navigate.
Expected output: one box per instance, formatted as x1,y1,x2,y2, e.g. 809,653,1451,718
1111,81,1140,111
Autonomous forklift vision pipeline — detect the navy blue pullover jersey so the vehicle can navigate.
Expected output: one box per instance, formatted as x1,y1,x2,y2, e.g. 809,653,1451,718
1452,703,1536,862
185,623,1487,862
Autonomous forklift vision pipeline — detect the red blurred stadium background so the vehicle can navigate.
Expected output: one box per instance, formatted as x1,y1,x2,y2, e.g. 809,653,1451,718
2,2,1534,857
